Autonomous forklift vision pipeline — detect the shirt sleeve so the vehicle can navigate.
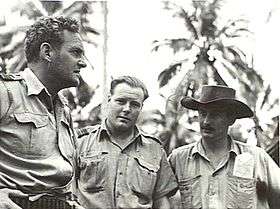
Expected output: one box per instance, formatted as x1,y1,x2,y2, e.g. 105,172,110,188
167,150,178,180
261,148,280,209
0,80,11,120
153,148,178,200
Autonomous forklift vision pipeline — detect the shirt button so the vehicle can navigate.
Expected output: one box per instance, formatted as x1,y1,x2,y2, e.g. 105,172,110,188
116,191,121,197
119,172,123,175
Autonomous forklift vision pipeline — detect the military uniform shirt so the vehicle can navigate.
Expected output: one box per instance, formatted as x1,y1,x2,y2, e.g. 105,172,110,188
0,68,75,195
76,121,178,209
168,137,280,209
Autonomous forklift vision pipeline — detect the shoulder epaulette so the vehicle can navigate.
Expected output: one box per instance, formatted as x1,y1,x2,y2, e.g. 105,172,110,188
142,133,162,145
0,73,23,81
76,125,100,139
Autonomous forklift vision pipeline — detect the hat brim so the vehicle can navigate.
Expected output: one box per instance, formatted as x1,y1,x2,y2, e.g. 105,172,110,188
181,97,253,119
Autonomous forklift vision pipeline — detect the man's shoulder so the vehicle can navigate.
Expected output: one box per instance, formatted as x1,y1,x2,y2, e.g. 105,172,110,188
76,125,100,139
233,139,262,152
0,73,23,81
141,133,162,145
171,142,197,156
232,139,270,160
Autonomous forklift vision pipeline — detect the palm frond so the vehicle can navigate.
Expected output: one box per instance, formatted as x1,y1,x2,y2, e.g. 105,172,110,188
217,18,249,37
11,0,47,18
164,2,199,39
261,85,271,109
152,38,193,53
158,62,182,88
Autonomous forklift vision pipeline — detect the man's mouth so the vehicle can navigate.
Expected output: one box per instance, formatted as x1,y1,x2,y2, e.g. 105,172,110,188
73,70,80,74
117,116,130,121
202,127,214,132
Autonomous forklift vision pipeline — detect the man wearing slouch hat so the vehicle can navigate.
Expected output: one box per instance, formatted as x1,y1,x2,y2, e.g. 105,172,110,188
168,85,280,209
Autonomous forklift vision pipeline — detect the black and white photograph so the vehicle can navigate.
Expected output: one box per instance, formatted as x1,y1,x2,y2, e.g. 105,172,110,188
0,0,279,209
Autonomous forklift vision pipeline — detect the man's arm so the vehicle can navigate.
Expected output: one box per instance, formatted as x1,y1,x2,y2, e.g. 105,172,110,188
263,150,280,209
153,196,171,209
0,188,27,209
0,80,11,120
152,147,178,208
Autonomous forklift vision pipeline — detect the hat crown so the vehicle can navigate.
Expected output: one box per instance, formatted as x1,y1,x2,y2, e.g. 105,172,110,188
200,85,236,103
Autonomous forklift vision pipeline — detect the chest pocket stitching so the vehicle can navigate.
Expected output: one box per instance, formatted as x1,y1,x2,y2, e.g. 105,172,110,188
226,175,256,209
178,175,202,209
14,112,48,128
134,157,160,173
78,151,108,192
128,156,160,200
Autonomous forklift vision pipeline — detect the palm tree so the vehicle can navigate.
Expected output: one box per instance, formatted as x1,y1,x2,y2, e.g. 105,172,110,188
0,0,105,127
152,0,278,154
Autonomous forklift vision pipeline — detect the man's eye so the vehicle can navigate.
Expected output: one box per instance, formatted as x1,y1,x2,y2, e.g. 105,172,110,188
116,99,125,104
71,49,83,57
199,110,207,117
72,50,80,56
131,102,140,108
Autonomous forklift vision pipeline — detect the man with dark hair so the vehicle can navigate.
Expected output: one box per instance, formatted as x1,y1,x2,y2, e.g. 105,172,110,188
0,16,87,209
168,85,280,209
75,76,178,209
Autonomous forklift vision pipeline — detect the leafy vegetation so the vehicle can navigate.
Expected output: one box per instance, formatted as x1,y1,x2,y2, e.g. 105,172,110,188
0,0,105,127
151,0,278,157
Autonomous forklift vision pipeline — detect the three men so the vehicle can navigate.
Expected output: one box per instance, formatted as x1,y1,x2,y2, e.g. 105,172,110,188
76,76,178,209
0,16,87,209
168,85,280,209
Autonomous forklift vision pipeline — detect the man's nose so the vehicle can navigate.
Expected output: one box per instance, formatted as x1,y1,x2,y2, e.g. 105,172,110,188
123,103,131,112
203,114,211,124
78,59,87,68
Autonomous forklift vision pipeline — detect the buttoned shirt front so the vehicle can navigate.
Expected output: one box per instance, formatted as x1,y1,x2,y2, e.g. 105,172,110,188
168,137,280,209
0,68,75,195
76,122,178,209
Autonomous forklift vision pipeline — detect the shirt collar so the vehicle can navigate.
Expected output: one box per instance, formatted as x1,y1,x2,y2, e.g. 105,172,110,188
191,135,239,158
99,119,141,144
21,68,50,96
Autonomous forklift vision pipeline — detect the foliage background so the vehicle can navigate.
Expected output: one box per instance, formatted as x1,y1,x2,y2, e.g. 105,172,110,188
0,0,278,164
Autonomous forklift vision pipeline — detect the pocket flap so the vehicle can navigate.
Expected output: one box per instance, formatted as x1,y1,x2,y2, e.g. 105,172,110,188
134,157,159,173
14,112,48,128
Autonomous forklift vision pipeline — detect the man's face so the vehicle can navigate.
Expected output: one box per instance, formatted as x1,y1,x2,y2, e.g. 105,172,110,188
50,30,86,88
107,83,144,133
198,107,232,141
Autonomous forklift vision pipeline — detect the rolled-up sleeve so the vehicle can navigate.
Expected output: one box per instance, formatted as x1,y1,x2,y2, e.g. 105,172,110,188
153,148,178,200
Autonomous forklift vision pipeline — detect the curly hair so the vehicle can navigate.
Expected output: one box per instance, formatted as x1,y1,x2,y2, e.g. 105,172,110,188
110,76,149,101
24,16,80,63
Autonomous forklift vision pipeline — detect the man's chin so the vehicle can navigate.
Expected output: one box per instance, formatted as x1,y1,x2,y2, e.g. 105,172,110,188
116,123,133,131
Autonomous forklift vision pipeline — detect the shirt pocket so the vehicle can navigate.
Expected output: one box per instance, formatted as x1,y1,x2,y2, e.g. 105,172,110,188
179,175,202,209
13,112,53,158
78,151,108,192
128,157,159,199
226,175,256,209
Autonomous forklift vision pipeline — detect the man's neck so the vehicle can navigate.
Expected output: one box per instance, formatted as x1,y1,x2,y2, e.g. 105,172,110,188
106,121,135,147
201,135,230,161
28,63,59,97
202,136,229,152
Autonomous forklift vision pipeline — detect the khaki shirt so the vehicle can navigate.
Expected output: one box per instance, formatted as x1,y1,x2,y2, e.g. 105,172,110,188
76,122,178,209
168,137,280,209
0,68,75,195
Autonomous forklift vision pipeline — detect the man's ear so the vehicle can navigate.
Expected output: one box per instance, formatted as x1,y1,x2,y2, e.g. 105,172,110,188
40,42,53,62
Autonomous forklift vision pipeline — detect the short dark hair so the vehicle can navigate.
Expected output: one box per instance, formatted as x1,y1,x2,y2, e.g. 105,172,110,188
110,76,149,101
24,16,80,63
